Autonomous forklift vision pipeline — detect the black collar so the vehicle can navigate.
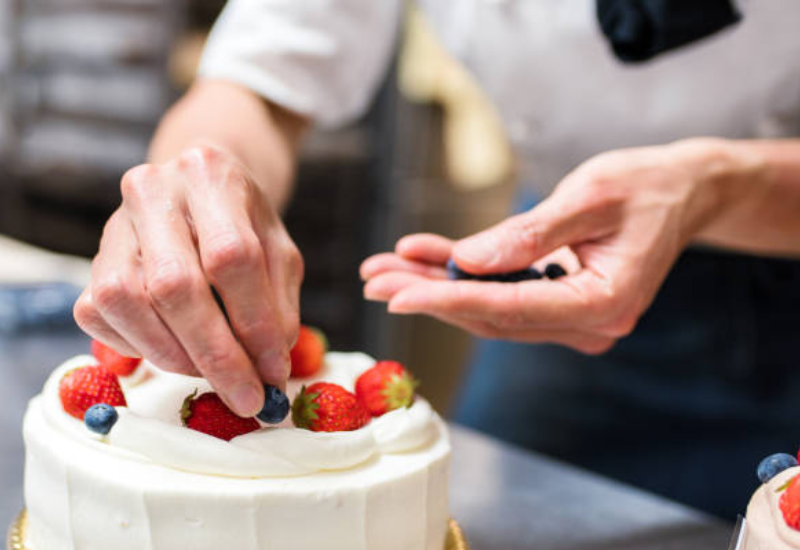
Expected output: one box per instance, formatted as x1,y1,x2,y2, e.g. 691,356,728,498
597,0,742,63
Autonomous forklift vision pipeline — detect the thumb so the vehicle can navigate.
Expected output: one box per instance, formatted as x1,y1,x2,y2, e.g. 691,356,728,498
452,196,593,274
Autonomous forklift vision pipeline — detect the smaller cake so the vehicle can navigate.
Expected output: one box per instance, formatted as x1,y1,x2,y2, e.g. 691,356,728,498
744,452,800,549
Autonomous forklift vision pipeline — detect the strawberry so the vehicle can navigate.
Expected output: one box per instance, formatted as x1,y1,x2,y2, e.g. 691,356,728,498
59,365,127,420
781,474,800,530
355,361,419,417
91,340,141,377
292,382,370,432
290,325,327,378
181,390,260,441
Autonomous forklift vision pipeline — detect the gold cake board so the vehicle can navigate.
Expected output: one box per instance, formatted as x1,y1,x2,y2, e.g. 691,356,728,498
8,510,469,550
5,511,25,550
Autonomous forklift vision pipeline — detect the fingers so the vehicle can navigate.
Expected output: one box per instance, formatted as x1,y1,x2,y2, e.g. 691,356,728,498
80,147,306,417
122,165,264,417
74,289,141,358
83,210,197,375
386,279,573,327
452,195,596,274
361,241,623,353
395,233,454,264
364,271,433,302
360,253,449,281
372,272,621,354
535,246,583,274
254,214,303,352
501,328,615,354
386,270,615,329
426,310,615,355
366,149,687,353
379,294,614,355
188,177,292,389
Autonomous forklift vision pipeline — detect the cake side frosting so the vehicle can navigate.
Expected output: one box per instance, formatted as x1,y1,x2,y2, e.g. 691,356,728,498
23,352,451,550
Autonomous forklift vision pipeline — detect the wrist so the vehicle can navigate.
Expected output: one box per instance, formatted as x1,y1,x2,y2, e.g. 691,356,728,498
666,137,766,237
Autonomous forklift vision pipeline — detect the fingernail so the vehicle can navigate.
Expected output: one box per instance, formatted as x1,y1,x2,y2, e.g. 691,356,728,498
456,234,499,266
230,383,263,417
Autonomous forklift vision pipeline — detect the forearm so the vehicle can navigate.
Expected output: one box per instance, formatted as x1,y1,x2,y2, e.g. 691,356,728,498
148,79,309,210
673,138,800,258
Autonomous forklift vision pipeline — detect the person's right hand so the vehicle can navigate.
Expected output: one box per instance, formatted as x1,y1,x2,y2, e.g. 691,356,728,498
74,145,303,417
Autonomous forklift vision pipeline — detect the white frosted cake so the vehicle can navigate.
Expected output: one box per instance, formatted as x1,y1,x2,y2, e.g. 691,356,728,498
22,352,451,550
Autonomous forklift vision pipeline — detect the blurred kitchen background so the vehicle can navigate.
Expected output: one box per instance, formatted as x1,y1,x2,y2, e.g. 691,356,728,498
0,0,519,413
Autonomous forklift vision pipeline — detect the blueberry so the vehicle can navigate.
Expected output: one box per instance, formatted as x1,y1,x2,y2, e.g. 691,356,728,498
497,271,520,283
84,404,118,435
446,258,471,280
544,263,567,279
257,385,290,424
523,267,544,281
757,453,798,483
447,257,544,283
493,268,542,283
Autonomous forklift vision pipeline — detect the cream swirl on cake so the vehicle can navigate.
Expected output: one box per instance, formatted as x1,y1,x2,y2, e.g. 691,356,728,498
39,352,438,477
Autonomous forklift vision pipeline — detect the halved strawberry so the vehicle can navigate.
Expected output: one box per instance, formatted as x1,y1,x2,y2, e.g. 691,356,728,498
181,390,260,441
59,365,127,420
355,361,418,417
91,340,141,377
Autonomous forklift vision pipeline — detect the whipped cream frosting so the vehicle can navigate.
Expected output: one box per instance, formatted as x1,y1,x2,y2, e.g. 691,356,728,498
745,466,800,550
40,352,438,478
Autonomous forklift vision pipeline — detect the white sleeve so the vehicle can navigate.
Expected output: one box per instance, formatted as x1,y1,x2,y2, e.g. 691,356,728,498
198,0,402,128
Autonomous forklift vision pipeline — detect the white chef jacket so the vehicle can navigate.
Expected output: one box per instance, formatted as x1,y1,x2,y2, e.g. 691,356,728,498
199,0,800,193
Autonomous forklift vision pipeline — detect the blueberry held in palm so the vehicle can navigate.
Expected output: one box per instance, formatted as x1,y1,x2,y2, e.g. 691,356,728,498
485,268,542,283
84,403,118,435
447,257,543,283
544,263,567,279
446,258,471,280
523,267,544,280
757,453,798,483
257,384,290,424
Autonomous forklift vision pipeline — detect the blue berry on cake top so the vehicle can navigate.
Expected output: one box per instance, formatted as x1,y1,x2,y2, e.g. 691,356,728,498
84,403,119,435
757,453,798,484
257,385,290,424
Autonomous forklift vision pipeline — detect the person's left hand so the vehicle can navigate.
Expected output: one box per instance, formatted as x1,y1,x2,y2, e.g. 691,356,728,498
360,139,750,354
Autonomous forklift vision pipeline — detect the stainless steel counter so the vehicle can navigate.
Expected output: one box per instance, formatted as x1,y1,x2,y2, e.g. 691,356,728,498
449,424,731,549
1,326,732,549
